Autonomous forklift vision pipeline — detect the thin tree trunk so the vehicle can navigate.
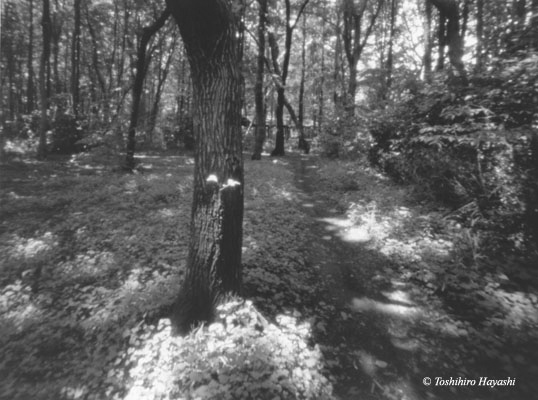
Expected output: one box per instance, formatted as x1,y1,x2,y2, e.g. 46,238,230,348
317,0,326,135
147,34,176,143
166,0,245,332
27,0,36,113
71,0,81,116
384,0,397,99
475,0,483,72
270,0,310,157
252,0,268,160
423,0,433,81
531,0,538,51
51,6,63,95
38,0,52,159
429,0,466,82
125,9,171,170
297,13,308,153
342,0,384,114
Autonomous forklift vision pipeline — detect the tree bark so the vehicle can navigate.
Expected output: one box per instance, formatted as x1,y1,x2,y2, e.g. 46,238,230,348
342,0,384,114
531,0,538,51
428,0,466,82
27,0,36,113
297,13,309,153
423,0,433,81
252,0,268,160
270,0,310,157
166,0,245,332
38,0,52,159
71,0,81,117
125,9,171,170
384,0,397,99
474,0,483,72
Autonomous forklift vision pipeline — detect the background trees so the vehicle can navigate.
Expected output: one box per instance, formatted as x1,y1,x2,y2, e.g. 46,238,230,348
1,0,537,318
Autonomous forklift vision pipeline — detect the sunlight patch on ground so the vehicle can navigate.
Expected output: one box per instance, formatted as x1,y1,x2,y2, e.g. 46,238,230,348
123,300,332,399
9,232,57,259
381,290,415,306
351,297,421,319
0,281,41,334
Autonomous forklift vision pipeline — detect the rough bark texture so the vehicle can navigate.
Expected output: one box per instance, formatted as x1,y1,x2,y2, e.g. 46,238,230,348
166,0,244,332
251,0,267,160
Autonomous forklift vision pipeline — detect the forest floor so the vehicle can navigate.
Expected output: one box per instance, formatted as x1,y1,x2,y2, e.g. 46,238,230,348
1,150,538,400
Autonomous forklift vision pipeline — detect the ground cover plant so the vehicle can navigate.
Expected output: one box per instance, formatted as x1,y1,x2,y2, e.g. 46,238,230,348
1,151,538,400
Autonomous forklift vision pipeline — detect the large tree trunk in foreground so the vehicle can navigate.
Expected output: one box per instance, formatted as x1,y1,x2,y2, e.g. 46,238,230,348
167,0,244,332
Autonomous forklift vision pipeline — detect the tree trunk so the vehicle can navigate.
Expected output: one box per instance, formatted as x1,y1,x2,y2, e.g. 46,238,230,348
473,0,483,72
166,0,245,332
38,0,52,159
125,9,171,170
429,0,466,82
423,0,433,81
342,0,384,115
252,0,268,160
27,0,36,113
384,0,397,99
71,0,81,116
531,0,538,51
270,0,310,157
147,34,176,144
297,12,308,153
317,0,326,135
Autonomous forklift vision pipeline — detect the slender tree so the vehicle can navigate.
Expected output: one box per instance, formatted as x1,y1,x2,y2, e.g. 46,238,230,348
474,0,483,72
71,0,81,116
38,0,52,158
125,8,171,170
423,0,433,81
251,0,268,160
27,0,36,113
166,0,245,332
428,0,466,82
342,0,384,114
270,0,310,157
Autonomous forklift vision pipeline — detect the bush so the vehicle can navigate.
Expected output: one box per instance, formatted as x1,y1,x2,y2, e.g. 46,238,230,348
368,58,538,251
49,113,84,154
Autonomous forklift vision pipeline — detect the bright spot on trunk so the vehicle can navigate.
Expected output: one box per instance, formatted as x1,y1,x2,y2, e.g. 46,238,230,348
224,178,241,187
206,174,218,183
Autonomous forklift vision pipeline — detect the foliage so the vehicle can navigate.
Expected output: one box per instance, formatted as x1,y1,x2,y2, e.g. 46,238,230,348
49,113,85,154
125,300,332,400
368,57,538,254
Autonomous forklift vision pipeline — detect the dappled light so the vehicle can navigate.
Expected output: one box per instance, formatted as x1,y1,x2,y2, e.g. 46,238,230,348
2,0,538,396
351,297,422,319
123,300,331,399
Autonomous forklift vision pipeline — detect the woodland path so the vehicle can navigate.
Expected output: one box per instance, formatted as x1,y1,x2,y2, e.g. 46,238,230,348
284,152,538,400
